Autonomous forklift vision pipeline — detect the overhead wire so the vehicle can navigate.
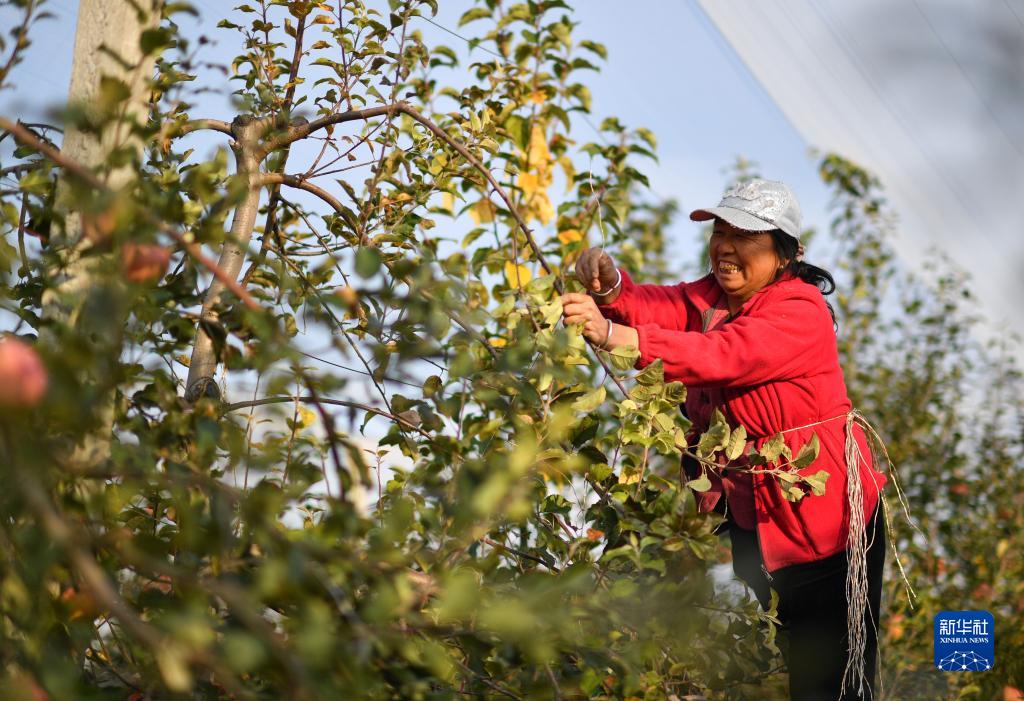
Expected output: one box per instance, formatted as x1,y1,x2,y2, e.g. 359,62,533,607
909,0,1024,161
1003,0,1024,33
419,15,509,64
295,350,429,389
801,0,991,236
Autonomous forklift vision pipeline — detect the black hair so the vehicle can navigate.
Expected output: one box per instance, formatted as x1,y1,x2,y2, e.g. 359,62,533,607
769,230,837,326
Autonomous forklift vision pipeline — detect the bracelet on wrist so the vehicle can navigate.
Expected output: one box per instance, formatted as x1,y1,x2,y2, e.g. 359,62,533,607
602,319,614,348
591,268,622,297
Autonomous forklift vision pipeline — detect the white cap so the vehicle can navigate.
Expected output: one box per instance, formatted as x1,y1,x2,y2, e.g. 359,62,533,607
690,179,802,240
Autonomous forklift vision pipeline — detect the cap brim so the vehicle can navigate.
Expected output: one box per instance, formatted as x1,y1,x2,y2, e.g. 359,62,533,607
689,206,776,232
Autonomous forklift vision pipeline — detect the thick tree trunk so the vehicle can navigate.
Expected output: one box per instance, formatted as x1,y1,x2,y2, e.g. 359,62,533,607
41,0,163,467
50,0,162,244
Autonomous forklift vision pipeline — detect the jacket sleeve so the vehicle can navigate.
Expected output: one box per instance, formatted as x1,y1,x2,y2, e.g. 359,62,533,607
632,286,834,388
593,268,689,331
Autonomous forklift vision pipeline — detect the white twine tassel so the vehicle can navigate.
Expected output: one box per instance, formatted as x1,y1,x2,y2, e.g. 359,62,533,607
838,410,924,700
841,412,871,699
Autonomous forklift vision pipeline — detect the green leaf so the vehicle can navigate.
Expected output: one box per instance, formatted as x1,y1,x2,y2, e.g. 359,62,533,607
804,469,830,496
783,485,806,502
634,358,664,386
423,375,442,397
697,409,730,458
790,434,821,469
572,386,605,413
725,424,747,461
139,27,173,56
588,462,613,482
525,273,556,294
458,6,492,26
662,381,686,404
355,246,381,278
539,300,562,327
579,39,608,59
461,227,486,248
608,345,639,371
759,433,789,464
652,412,674,433
503,114,530,151
687,473,712,492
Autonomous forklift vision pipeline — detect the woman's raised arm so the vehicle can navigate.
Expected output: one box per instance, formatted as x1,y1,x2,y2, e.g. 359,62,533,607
573,247,689,331
629,285,834,387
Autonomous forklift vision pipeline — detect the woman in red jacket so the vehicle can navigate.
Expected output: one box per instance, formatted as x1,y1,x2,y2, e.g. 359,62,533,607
560,179,890,701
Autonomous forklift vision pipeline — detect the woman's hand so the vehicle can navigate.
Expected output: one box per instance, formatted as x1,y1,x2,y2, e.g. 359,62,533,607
560,293,610,346
575,247,619,295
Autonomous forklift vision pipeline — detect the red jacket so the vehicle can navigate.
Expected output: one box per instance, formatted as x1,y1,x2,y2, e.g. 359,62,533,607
595,268,888,572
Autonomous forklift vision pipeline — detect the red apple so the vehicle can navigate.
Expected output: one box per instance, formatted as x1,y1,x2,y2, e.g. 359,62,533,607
121,243,171,283
0,337,47,407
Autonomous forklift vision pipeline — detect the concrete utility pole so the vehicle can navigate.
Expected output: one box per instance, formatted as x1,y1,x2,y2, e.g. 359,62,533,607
42,0,163,466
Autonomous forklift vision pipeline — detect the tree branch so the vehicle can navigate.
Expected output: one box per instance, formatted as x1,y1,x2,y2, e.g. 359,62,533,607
0,0,37,90
175,118,234,137
257,172,346,213
259,104,396,157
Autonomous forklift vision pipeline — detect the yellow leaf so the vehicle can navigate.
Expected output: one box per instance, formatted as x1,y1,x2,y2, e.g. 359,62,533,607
381,192,411,207
441,192,455,212
618,466,641,485
488,337,508,347
298,406,317,429
528,191,555,226
529,89,546,104
559,155,576,193
469,199,496,224
527,124,550,168
504,261,532,288
157,644,193,693
558,229,583,244
517,171,542,195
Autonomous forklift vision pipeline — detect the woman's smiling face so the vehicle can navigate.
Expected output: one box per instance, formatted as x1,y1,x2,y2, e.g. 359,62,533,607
709,218,785,311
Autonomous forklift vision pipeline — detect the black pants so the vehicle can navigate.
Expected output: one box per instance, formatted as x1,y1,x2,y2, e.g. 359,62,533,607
729,502,887,701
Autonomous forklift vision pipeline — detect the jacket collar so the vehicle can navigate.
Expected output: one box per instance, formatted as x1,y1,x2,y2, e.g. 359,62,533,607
684,271,800,317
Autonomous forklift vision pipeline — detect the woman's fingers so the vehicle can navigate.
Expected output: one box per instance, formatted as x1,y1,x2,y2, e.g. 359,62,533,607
573,249,594,286
559,293,598,317
597,251,616,282
574,247,611,291
586,249,604,291
560,292,591,305
573,247,617,292
559,292,606,342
